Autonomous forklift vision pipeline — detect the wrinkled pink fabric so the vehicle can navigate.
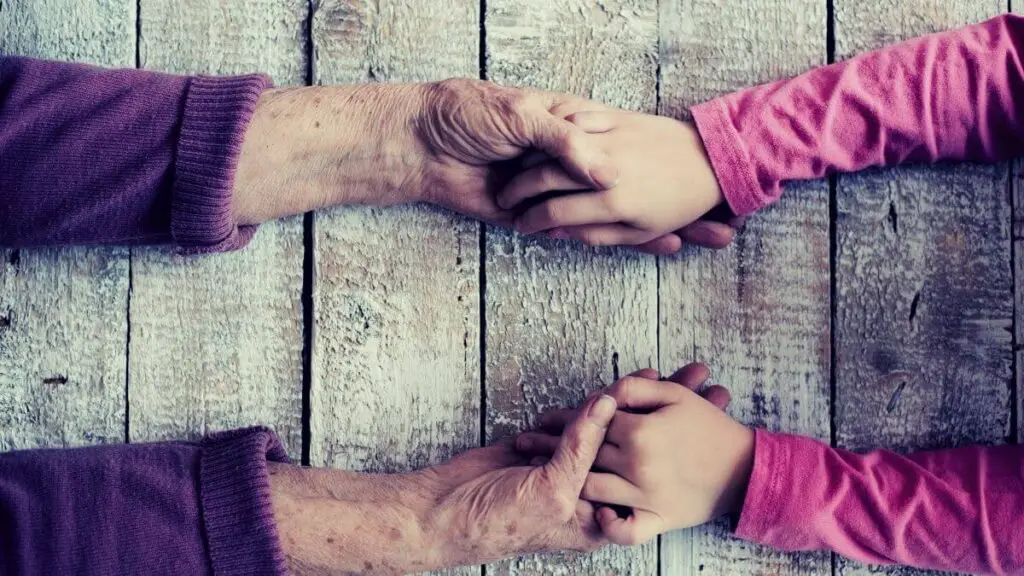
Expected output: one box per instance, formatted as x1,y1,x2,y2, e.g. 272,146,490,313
736,431,1023,574
693,14,1024,216
692,14,1024,574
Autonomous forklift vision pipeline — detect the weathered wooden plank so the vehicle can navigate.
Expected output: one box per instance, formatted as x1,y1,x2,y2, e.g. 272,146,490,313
0,0,134,450
658,1,831,575
310,2,482,571
484,1,659,573
0,0,134,65
129,1,307,457
834,2,1012,575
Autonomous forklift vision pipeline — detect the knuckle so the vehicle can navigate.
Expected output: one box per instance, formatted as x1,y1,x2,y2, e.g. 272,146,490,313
503,89,535,119
578,230,606,247
430,78,475,104
538,165,562,190
541,201,564,225
609,376,638,404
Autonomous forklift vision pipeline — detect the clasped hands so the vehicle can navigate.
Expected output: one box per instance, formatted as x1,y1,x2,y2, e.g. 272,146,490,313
251,78,755,571
233,78,741,253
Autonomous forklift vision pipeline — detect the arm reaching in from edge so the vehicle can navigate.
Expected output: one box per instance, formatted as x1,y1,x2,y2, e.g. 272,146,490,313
518,363,1024,575
498,14,1024,246
0,56,735,254
0,394,618,575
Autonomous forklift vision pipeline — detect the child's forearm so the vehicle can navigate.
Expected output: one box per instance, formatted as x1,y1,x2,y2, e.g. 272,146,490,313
735,429,1024,573
692,14,1024,216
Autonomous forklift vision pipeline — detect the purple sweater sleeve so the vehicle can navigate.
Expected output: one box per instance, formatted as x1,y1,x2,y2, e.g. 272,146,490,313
0,56,269,252
0,427,289,575
692,14,1024,215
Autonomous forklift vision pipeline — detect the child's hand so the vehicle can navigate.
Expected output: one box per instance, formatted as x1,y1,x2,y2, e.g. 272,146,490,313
496,111,726,248
515,364,755,546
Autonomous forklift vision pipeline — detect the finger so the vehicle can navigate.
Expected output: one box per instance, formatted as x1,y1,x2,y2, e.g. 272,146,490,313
498,163,590,210
634,234,684,255
551,224,655,247
676,220,736,250
530,456,549,466
539,408,577,433
581,472,644,507
525,117,618,190
605,411,645,446
564,110,616,133
701,384,732,411
520,150,550,170
548,97,612,120
664,363,711,391
595,507,663,546
604,376,684,412
628,368,660,380
514,196,622,236
593,444,627,472
543,393,617,495
516,431,561,455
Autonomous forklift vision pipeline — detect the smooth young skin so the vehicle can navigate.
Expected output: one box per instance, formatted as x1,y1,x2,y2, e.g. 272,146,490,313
231,79,738,254
496,110,729,249
269,393,617,574
516,364,756,546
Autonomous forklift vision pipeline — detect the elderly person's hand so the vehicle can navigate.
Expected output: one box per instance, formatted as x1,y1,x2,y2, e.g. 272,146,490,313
269,392,617,574
232,79,736,253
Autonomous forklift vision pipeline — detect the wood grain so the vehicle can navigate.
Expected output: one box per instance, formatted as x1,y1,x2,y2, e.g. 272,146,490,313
309,10,481,576
834,2,1012,575
129,0,307,456
484,1,659,572
0,0,134,450
658,1,831,574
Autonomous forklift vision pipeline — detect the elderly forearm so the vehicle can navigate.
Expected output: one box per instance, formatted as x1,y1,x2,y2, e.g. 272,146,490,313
0,56,433,253
268,463,455,575
231,84,432,226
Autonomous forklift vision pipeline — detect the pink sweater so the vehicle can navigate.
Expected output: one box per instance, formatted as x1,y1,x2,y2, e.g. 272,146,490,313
692,14,1024,575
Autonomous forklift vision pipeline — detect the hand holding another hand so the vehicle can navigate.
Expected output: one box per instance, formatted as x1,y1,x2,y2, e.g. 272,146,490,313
496,110,737,252
237,79,738,253
516,364,755,546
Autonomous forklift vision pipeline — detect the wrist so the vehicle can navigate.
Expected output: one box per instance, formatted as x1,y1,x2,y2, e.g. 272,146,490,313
268,463,445,574
233,84,432,225
724,426,756,517
681,119,726,218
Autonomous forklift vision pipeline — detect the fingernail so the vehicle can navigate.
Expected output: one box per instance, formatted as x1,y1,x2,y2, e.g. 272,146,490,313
589,162,618,189
588,394,616,420
516,435,531,451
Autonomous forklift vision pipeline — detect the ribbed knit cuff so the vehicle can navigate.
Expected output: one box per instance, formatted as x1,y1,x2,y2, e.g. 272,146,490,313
172,74,271,254
691,98,770,216
200,427,290,576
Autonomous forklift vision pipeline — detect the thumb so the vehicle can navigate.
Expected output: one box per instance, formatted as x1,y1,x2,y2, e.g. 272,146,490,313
542,393,617,495
525,116,618,190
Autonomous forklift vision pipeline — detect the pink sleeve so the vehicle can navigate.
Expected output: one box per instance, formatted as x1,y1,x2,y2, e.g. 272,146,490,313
736,429,1024,574
691,14,1024,216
